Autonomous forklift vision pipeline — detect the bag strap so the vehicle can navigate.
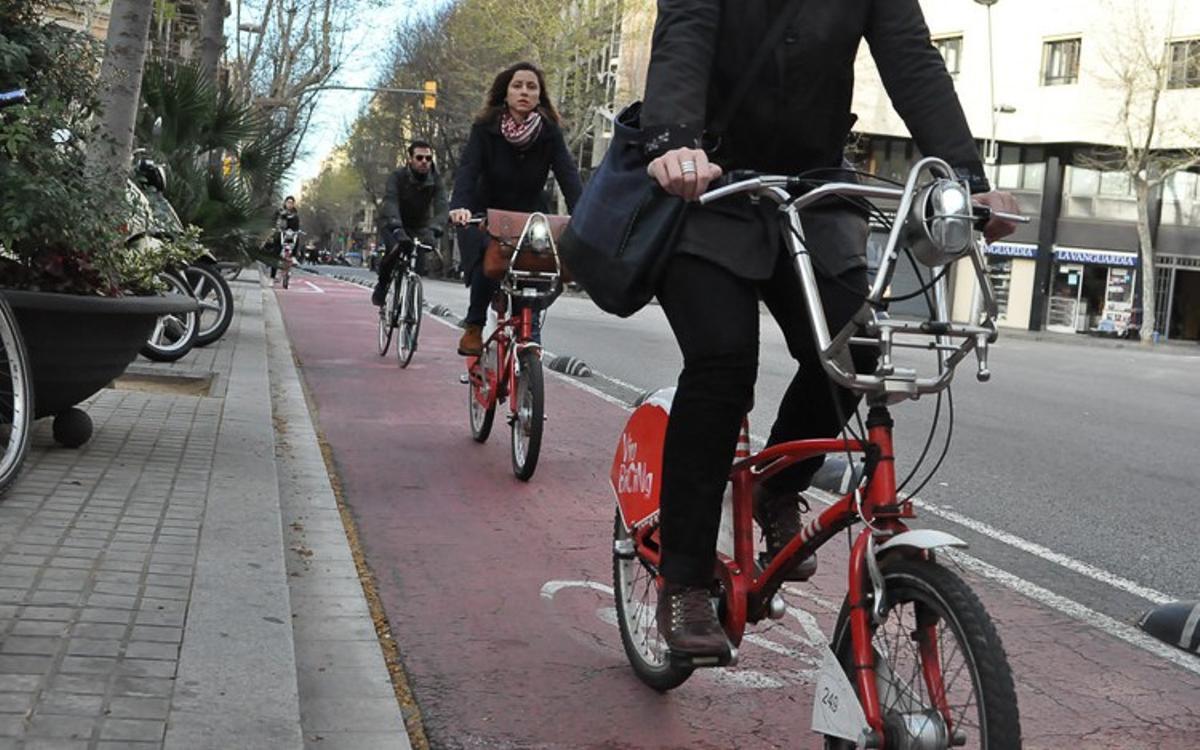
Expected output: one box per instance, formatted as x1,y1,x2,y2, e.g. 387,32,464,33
708,2,807,139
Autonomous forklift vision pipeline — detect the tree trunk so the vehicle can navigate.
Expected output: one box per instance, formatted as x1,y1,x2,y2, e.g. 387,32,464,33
93,0,154,186
1135,179,1158,344
198,0,226,84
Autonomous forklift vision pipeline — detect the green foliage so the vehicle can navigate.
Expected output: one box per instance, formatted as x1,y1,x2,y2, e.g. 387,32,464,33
0,0,133,294
136,60,295,262
109,225,204,295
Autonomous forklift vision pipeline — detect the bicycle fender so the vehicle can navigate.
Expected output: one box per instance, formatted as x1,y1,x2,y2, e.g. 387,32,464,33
876,529,967,556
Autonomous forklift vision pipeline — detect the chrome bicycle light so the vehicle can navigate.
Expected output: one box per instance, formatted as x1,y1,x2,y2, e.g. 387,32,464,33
906,178,973,267
520,214,553,254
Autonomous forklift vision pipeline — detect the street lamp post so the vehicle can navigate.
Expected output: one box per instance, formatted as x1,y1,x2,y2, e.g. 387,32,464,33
975,0,999,168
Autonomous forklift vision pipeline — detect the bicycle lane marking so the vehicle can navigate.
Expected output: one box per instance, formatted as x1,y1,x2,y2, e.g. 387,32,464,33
283,280,1200,748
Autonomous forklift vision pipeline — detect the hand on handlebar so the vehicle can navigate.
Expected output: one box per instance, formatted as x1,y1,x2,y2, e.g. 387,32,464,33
449,208,473,226
647,147,723,202
973,190,1020,243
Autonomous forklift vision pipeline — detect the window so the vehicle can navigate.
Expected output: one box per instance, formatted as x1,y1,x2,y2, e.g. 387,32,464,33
1042,38,1081,85
934,35,963,76
1168,39,1200,89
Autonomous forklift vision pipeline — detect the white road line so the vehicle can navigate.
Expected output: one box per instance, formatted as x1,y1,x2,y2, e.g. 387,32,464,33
943,548,1200,677
303,280,325,293
910,497,1174,605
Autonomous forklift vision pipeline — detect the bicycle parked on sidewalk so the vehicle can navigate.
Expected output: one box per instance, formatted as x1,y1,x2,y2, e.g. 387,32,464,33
0,89,36,494
465,210,568,481
377,238,432,368
611,160,1027,749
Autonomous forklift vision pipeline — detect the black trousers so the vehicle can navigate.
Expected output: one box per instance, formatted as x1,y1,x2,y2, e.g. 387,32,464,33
656,250,877,587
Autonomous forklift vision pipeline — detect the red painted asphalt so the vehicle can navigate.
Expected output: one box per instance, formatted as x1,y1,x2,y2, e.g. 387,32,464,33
276,275,1200,749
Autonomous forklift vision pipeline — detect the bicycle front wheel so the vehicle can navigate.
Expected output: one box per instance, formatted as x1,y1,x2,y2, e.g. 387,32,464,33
510,348,543,481
377,277,396,356
826,558,1021,750
397,274,422,368
0,298,32,495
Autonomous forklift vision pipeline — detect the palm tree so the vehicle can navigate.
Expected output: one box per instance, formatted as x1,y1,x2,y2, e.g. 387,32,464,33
135,61,293,262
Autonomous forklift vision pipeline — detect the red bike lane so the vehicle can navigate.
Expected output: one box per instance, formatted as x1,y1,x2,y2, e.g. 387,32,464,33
276,275,1200,750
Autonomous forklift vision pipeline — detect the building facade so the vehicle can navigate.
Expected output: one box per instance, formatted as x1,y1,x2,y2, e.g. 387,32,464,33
612,0,1200,339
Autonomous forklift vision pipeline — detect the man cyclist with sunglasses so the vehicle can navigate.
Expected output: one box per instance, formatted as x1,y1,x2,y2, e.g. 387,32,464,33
372,140,449,306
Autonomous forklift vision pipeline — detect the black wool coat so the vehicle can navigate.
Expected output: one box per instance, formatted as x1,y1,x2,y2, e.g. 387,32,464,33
450,114,583,278
641,0,990,280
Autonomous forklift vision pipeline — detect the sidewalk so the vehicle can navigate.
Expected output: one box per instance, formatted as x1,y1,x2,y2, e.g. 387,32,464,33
0,270,411,749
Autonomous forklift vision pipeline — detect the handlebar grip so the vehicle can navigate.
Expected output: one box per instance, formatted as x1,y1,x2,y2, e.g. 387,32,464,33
971,204,1031,229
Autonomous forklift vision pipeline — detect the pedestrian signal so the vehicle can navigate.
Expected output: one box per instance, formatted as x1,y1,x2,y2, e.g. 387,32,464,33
422,80,437,110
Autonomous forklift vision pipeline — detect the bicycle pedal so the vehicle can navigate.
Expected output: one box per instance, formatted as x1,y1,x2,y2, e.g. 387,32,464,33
669,645,738,669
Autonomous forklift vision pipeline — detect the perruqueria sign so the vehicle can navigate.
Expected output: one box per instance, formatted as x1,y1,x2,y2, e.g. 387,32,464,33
1138,601,1200,654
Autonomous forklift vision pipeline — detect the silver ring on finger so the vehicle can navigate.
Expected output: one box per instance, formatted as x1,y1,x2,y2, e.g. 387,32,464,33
680,160,697,175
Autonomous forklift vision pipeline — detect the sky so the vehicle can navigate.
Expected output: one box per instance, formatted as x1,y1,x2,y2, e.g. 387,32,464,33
278,0,446,200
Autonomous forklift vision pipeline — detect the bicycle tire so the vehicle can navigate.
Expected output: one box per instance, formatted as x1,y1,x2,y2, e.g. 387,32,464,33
825,558,1021,750
612,512,693,692
397,274,422,368
378,275,396,356
468,346,496,443
187,263,234,347
0,297,32,495
140,272,200,362
510,348,543,481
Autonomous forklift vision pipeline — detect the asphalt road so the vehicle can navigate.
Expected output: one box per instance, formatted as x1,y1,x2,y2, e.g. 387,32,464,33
316,265,1200,625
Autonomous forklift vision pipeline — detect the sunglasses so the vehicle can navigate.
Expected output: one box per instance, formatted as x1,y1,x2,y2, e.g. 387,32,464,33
412,155,433,162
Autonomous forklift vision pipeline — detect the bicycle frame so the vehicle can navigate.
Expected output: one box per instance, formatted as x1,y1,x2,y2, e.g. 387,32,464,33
469,303,539,414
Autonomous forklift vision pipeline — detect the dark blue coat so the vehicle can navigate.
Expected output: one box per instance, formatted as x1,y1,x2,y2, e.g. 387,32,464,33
450,114,583,277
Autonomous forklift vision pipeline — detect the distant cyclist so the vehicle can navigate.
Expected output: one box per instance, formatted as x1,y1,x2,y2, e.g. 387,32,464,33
372,140,448,306
268,196,300,282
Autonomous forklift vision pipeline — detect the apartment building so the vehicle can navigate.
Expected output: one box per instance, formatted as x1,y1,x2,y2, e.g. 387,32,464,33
612,1,1200,339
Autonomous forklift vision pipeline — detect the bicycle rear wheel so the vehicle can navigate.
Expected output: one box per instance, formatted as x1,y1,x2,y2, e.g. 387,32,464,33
468,345,496,443
510,348,543,481
825,558,1021,750
612,512,693,691
0,298,32,495
397,274,422,368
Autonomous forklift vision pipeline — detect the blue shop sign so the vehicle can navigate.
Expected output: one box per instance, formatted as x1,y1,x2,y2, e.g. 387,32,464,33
1053,246,1139,267
986,242,1038,259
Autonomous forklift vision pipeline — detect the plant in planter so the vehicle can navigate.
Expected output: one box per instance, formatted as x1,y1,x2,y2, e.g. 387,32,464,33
0,0,199,447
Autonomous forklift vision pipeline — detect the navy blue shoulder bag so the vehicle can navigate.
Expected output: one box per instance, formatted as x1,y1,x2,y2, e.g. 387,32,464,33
559,12,799,317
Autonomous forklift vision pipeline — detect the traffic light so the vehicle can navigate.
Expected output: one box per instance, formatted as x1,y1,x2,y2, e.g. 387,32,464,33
422,80,437,110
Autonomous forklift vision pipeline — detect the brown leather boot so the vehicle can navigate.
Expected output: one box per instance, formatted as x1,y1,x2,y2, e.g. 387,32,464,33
656,584,730,659
457,324,483,356
753,484,818,581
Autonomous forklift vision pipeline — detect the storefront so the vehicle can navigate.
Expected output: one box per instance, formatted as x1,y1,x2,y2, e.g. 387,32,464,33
1155,255,1200,341
1045,247,1137,334
949,241,1038,330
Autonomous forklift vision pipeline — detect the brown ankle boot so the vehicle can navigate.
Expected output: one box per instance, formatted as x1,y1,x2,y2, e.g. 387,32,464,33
753,485,818,581
457,324,483,356
656,584,729,658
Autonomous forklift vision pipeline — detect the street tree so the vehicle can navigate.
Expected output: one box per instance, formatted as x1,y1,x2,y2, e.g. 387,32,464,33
92,0,155,186
299,152,365,251
1093,0,1200,342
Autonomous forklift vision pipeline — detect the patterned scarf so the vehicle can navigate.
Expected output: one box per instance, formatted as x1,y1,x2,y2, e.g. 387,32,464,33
500,110,543,150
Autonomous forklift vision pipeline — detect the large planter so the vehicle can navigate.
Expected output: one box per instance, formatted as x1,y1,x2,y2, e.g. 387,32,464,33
1,290,198,419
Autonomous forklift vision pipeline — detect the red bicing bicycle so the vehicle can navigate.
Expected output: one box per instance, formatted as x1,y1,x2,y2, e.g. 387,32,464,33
610,159,1026,749
466,211,569,481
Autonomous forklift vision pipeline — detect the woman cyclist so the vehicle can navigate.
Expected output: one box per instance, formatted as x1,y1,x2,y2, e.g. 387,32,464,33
640,0,1020,659
448,61,583,356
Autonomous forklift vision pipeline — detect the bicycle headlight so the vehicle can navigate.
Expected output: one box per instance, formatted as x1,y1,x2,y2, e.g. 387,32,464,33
906,179,973,267
520,214,553,255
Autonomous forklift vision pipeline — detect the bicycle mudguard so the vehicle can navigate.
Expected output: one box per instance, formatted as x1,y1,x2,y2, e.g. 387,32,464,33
876,529,967,555
611,387,675,530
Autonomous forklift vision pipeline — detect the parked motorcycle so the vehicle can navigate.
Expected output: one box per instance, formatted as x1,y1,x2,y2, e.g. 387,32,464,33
129,155,234,360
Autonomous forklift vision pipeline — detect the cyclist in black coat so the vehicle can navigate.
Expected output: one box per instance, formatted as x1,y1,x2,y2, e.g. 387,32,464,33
640,0,1021,658
448,61,583,356
372,140,449,305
